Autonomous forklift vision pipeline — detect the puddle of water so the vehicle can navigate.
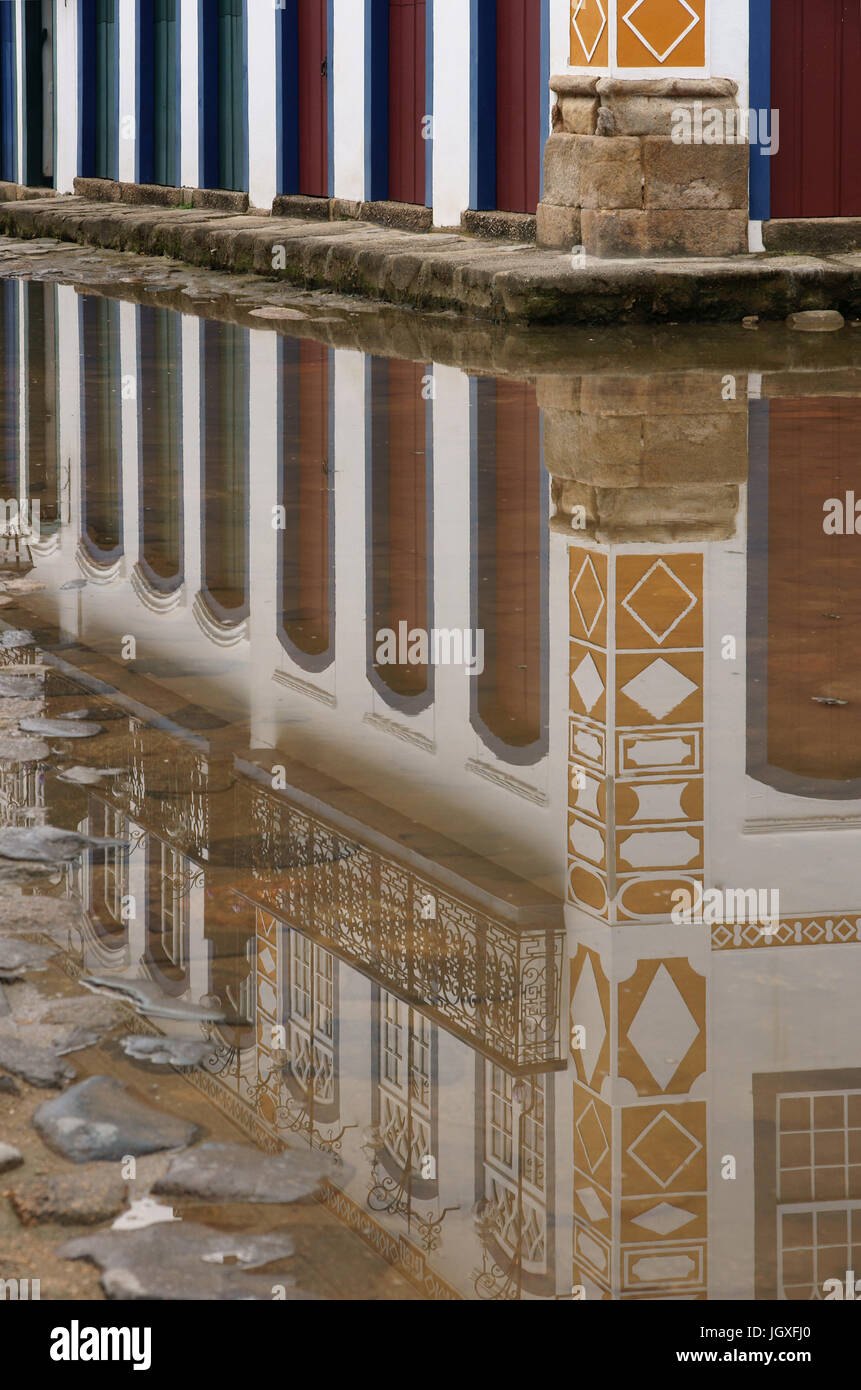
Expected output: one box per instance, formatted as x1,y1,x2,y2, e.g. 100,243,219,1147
0,258,860,1302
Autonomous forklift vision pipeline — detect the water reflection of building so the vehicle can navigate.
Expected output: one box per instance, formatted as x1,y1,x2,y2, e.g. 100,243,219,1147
5,281,861,1300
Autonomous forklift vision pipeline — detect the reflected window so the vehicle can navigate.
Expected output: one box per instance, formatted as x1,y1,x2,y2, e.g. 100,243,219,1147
477,1065,551,1293
372,989,438,1196
754,1071,861,1299
471,378,547,764
278,339,334,670
145,838,189,993
24,283,60,538
748,398,861,797
86,801,128,946
0,282,18,499
367,356,433,711
199,319,249,624
138,304,183,592
80,295,122,565
283,932,338,1117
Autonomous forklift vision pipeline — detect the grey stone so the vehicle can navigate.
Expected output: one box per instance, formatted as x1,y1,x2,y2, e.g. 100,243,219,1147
0,827,128,862
787,310,845,332
0,939,55,979
536,203,581,250
0,735,49,763
18,717,105,738
0,676,43,699
542,133,582,208
33,1075,202,1161
60,1223,318,1300
9,1166,127,1226
153,1140,332,1205
0,1035,76,1088
120,1035,211,1068
57,766,124,786
0,1141,23,1172
82,976,236,1024
0,630,35,649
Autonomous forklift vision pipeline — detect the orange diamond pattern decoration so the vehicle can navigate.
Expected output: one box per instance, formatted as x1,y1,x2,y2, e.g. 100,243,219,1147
628,1108,702,1189
570,0,609,67
617,0,706,68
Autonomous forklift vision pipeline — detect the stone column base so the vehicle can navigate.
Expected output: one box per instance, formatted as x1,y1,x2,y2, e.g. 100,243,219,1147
537,77,749,259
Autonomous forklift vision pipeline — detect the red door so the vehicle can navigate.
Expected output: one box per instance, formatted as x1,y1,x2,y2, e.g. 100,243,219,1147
771,0,861,216
388,0,426,205
298,0,328,197
496,0,541,213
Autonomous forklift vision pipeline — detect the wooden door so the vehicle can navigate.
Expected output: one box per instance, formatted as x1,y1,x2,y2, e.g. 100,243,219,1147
771,0,861,217
153,0,178,186
496,0,541,213
94,0,118,180
369,356,432,706
24,1,48,187
473,378,545,761
388,0,426,206
279,338,333,668
217,0,245,191
0,1,16,182
298,0,328,196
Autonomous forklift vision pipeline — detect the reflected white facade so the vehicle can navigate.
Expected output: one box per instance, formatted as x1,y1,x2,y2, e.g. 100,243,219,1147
2,278,861,1299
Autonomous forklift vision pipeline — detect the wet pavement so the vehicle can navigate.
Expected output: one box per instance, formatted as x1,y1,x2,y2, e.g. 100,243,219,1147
0,238,860,1302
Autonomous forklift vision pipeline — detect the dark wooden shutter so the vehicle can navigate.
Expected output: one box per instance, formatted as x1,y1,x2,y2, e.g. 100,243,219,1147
298,0,328,196
94,0,118,180
496,0,541,214
153,0,178,186
218,0,244,191
388,0,426,206
771,0,861,217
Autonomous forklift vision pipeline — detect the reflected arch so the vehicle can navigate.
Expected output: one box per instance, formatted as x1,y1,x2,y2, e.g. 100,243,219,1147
470,377,548,766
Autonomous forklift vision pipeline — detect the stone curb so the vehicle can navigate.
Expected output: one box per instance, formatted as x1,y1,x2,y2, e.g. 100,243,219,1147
1,195,860,325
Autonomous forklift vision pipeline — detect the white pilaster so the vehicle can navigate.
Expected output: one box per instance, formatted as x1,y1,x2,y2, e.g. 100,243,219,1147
247,0,277,208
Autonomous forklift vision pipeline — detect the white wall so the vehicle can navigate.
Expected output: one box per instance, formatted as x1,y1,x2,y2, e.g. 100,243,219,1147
431,0,470,227
247,0,278,209
332,0,365,202
179,0,199,189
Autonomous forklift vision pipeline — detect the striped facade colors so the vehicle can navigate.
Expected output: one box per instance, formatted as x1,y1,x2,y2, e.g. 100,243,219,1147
0,3,859,230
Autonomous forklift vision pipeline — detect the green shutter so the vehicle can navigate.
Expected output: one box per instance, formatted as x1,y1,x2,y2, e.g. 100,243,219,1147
95,0,117,180
217,0,243,192
154,0,177,186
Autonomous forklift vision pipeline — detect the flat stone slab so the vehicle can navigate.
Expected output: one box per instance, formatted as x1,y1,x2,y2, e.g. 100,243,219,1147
120,1035,211,1068
0,938,55,979
4,196,861,325
82,975,235,1024
0,1035,76,1088
0,735,50,762
153,1140,332,1204
57,766,124,786
0,827,127,862
787,309,845,332
18,717,105,738
0,630,35,649
60,1223,318,1300
33,1075,202,1161
0,675,43,699
0,1141,23,1172
8,1165,127,1226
